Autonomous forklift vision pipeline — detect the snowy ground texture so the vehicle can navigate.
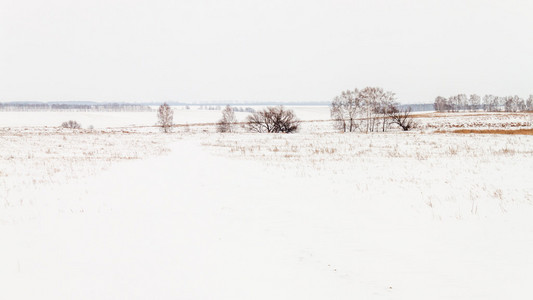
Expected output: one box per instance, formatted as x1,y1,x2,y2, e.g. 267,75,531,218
1,109,533,299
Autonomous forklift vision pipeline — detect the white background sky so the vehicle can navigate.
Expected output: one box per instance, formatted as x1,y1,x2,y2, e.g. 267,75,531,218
1,0,532,103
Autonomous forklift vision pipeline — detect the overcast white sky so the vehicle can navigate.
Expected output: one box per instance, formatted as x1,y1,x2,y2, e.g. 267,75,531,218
1,0,532,103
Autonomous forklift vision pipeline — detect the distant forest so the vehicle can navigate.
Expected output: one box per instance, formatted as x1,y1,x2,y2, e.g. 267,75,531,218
0,101,436,113
434,94,533,113
399,103,434,112
0,102,152,112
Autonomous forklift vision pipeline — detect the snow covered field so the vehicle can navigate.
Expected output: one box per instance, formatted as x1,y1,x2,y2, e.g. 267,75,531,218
1,109,533,299
414,111,533,131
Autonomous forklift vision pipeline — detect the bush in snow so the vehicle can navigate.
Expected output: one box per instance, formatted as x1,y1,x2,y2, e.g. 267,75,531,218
61,120,81,129
245,106,300,133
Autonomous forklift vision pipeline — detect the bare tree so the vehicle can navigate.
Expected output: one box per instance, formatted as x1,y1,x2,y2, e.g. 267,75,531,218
330,96,347,132
330,89,361,132
526,95,533,111
359,87,392,133
388,106,417,131
483,94,495,111
245,106,300,133
517,97,526,111
157,103,174,133
504,96,517,112
434,96,447,112
217,105,238,133
469,94,481,111
457,94,468,111
377,90,396,132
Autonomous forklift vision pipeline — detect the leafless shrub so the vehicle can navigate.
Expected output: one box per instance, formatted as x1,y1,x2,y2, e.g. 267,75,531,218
157,103,174,133
245,106,300,133
61,120,81,129
217,105,238,133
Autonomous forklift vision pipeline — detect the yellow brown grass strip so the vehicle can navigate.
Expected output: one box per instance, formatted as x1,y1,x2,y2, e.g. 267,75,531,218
447,129,533,135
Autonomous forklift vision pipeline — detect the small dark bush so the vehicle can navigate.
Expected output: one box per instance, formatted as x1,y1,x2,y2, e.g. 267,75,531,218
245,106,300,133
61,120,81,129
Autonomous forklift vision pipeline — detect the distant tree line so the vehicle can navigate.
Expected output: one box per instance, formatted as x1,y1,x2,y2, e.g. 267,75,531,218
434,94,533,112
0,102,152,112
233,107,256,113
198,105,255,113
399,103,434,112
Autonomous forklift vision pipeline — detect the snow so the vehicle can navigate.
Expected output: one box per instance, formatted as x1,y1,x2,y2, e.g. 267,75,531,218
1,110,533,299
